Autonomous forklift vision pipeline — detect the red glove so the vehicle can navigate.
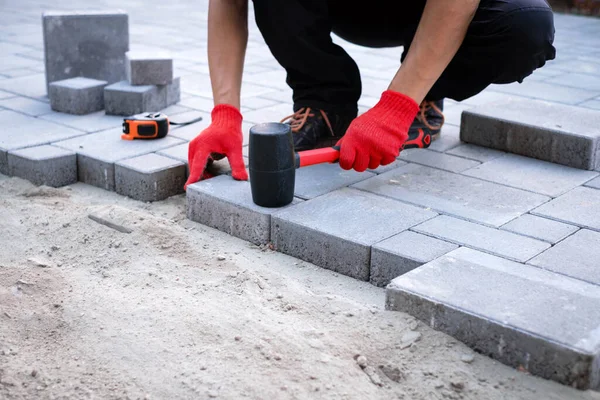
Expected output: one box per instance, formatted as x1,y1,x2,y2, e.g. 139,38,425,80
337,90,419,172
184,104,248,190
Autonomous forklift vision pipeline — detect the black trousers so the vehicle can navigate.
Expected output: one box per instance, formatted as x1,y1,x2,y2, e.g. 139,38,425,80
252,0,556,114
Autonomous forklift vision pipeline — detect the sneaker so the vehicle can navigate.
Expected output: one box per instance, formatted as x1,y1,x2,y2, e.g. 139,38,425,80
403,99,445,149
280,107,356,152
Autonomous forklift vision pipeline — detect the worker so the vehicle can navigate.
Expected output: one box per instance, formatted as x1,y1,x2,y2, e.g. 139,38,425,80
184,0,555,189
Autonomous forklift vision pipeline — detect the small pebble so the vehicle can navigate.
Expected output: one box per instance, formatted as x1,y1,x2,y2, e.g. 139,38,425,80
461,354,474,364
355,355,368,369
451,380,465,391
31,370,37,377
217,255,226,261
274,355,282,361
234,336,242,341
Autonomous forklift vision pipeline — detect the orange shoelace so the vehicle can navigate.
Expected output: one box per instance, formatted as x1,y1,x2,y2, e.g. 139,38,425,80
280,107,335,136
416,100,445,131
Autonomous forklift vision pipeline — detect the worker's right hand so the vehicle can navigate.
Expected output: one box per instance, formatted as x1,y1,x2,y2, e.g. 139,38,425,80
184,104,248,190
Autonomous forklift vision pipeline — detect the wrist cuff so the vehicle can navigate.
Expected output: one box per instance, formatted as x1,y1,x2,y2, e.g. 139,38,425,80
379,90,420,120
211,104,243,127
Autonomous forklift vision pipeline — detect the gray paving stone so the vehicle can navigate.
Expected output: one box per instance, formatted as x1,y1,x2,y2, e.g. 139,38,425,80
115,153,185,201
0,74,47,99
0,90,15,100
126,52,173,85
490,80,599,105
42,11,129,91
178,96,215,112
0,110,85,175
166,76,181,105
186,175,301,246
459,90,516,107
272,188,437,281
585,176,600,189
501,214,578,244
7,145,76,187
386,247,600,390
294,163,375,200
352,164,549,227
242,103,295,124
104,81,166,116
370,231,458,287
581,99,600,111
528,229,600,285
53,128,183,190
367,159,407,174
427,124,461,153
460,98,600,170
443,104,472,126
0,96,52,116
463,154,599,197
446,144,505,163
551,72,600,91
399,149,480,173
40,111,123,133
49,77,107,115
412,215,549,262
532,186,600,231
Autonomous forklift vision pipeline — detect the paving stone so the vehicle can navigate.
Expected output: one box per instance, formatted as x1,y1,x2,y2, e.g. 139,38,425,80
427,124,461,153
0,74,47,98
367,159,407,174
459,90,516,107
463,154,599,197
272,188,437,281
443,104,472,126
242,103,295,124
528,229,600,285
0,96,52,116
170,116,253,145
581,99,600,111
7,145,76,187
501,214,578,244
0,90,15,100
352,164,549,227
178,96,215,112
460,98,600,170
550,60,600,75
386,247,600,390
115,153,185,201
294,163,375,200
490,80,599,105
166,76,181,105
399,149,480,173
412,215,549,262
42,11,129,91
126,52,173,85
584,176,600,189
52,128,183,190
0,54,40,71
0,110,85,175
532,186,600,231
186,175,302,246
370,231,458,287
104,81,166,116
40,111,123,133
446,144,505,163
551,72,600,91
49,77,107,115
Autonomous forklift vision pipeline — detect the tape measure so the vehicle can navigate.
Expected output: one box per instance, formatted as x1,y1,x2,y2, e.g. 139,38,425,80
121,113,203,140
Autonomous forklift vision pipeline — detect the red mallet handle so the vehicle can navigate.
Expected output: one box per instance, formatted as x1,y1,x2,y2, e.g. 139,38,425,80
295,146,340,168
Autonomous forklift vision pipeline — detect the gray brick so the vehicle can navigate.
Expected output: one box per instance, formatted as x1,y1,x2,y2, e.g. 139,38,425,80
42,11,129,91
427,124,461,153
165,76,180,105
352,163,549,227
0,90,15,100
179,96,215,112
463,154,599,197
104,81,166,116
294,163,375,200
412,215,549,262
157,142,246,177
7,145,76,187
40,111,123,133
186,175,301,246
489,80,599,105
446,144,505,163
115,153,185,201
386,247,600,390
126,52,173,85
581,99,600,111
528,229,600,285
460,98,600,170
49,77,107,115
53,128,183,190
272,188,437,281
459,90,516,107
0,74,47,99
443,104,472,126
551,72,600,91
367,159,406,174
0,110,85,175
532,186,600,231
0,96,52,117
501,214,578,244
399,149,480,173
370,231,458,287
585,176,600,189
243,103,295,125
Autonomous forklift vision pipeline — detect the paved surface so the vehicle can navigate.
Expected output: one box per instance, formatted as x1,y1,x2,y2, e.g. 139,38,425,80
2,0,600,390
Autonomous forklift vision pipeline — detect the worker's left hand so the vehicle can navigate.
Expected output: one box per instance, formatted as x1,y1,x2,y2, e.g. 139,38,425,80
337,90,419,172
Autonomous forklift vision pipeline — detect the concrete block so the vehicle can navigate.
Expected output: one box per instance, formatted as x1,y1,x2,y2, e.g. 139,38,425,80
427,124,461,153
0,96,52,117
49,77,107,115
367,159,406,174
386,247,600,390
7,145,76,187
412,215,549,262
399,148,480,173
501,214,578,244
294,163,375,200
52,128,183,191
157,143,245,177
370,231,458,287
351,164,549,227
532,186,600,231
0,110,85,175
126,52,173,85
460,98,600,170
104,81,165,116
186,175,301,246
42,11,129,91
463,154,598,197
40,111,123,133
166,76,180,105
446,144,505,163
0,74,48,99
272,188,437,281
115,153,185,201
528,229,600,285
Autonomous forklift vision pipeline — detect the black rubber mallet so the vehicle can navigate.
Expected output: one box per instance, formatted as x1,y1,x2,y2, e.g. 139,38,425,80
248,122,340,207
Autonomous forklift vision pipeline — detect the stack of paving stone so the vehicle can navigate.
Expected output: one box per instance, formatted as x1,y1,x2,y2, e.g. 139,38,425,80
103,51,180,116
